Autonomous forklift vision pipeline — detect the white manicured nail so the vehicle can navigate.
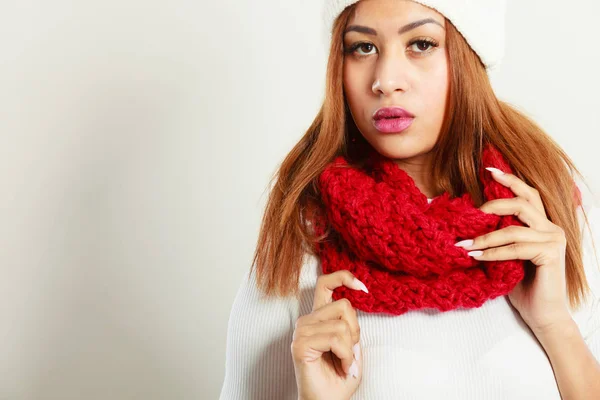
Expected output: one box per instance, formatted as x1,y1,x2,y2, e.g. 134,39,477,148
353,278,369,293
353,342,360,361
486,167,505,175
348,360,358,378
468,250,483,257
455,239,474,248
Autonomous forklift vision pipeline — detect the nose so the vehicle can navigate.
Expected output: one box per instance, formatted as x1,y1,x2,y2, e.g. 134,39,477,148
371,52,411,96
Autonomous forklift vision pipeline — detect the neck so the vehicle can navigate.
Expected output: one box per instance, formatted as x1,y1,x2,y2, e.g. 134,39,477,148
393,154,439,199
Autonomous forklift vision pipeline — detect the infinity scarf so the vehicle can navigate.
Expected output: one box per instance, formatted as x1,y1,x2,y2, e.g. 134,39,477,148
311,144,526,315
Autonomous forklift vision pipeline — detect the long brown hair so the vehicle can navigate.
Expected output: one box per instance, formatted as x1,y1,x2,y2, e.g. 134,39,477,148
249,4,597,310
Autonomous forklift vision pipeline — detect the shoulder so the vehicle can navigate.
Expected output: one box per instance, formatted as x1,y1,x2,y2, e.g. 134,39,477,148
219,255,322,399
227,252,321,328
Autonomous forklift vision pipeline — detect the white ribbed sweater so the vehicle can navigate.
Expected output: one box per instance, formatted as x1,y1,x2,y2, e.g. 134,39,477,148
220,191,600,400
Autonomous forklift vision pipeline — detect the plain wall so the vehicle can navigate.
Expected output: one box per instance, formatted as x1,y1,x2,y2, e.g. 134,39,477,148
0,0,598,399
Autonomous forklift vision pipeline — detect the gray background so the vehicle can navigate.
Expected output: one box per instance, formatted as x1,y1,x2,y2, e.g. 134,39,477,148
0,0,598,399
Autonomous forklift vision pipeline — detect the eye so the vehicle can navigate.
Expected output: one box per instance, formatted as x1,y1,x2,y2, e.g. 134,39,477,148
408,38,439,54
344,42,377,58
344,38,440,59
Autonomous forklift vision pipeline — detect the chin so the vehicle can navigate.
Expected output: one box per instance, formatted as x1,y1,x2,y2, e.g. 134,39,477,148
366,136,435,161
376,148,424,161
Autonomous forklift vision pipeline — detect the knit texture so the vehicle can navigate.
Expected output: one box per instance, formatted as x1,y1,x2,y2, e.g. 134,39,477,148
321,0,507,71
312,144,526,315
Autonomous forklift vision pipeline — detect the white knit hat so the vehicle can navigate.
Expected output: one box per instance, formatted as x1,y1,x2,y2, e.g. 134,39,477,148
322,0,507,71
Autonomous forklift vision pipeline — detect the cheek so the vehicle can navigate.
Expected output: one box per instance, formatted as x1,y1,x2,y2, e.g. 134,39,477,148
343,66,364,104
343,67,369,121
421,65,449,121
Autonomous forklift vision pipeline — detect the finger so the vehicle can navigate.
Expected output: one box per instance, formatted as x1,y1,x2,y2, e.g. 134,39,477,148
479,197,554,231
313,270,368,312
455,225,556,251
291,332,356,377
304,298,361,344
467,241,564,264
294,319,352,344
486,168,546,215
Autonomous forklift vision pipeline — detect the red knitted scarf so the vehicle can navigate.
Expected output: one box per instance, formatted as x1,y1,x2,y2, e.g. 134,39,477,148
311,144,527,315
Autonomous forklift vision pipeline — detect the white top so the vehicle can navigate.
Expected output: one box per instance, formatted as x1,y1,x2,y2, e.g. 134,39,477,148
219,185,600,400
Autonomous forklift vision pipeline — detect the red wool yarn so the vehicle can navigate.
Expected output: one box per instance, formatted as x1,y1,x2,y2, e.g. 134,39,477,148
312,144,527,315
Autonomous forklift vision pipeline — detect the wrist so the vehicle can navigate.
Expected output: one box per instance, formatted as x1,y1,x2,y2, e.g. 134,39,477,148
531,314,578,341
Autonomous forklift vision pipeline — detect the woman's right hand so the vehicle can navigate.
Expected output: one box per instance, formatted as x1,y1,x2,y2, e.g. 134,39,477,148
291,270,368,400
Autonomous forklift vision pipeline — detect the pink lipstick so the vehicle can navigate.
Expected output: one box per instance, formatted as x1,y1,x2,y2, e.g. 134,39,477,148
372,106,415,133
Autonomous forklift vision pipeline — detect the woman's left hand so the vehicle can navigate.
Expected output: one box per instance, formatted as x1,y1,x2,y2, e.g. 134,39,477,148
454,167,573,335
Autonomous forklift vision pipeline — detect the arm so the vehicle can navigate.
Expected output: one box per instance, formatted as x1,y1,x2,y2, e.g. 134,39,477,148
219,267,299,400
533,318,600,400
533,198,600,399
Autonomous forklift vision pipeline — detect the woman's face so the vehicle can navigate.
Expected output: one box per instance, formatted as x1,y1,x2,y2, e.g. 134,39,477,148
343,0,449,162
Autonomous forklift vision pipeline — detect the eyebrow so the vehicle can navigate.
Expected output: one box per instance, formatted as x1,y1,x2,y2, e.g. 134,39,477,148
344,17,445,37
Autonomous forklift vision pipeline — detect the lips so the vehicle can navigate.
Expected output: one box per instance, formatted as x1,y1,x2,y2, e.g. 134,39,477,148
372,106,415,133
372,106,415,120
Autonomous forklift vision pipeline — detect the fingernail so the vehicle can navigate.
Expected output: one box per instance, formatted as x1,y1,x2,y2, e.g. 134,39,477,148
454,239,474,248
348,360,358,378
486,167,505,175
353,278,369,293
353,342,360,361
467,250,483,257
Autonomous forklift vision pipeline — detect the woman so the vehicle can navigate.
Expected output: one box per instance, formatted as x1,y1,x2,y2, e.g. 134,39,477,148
220,0,600,399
